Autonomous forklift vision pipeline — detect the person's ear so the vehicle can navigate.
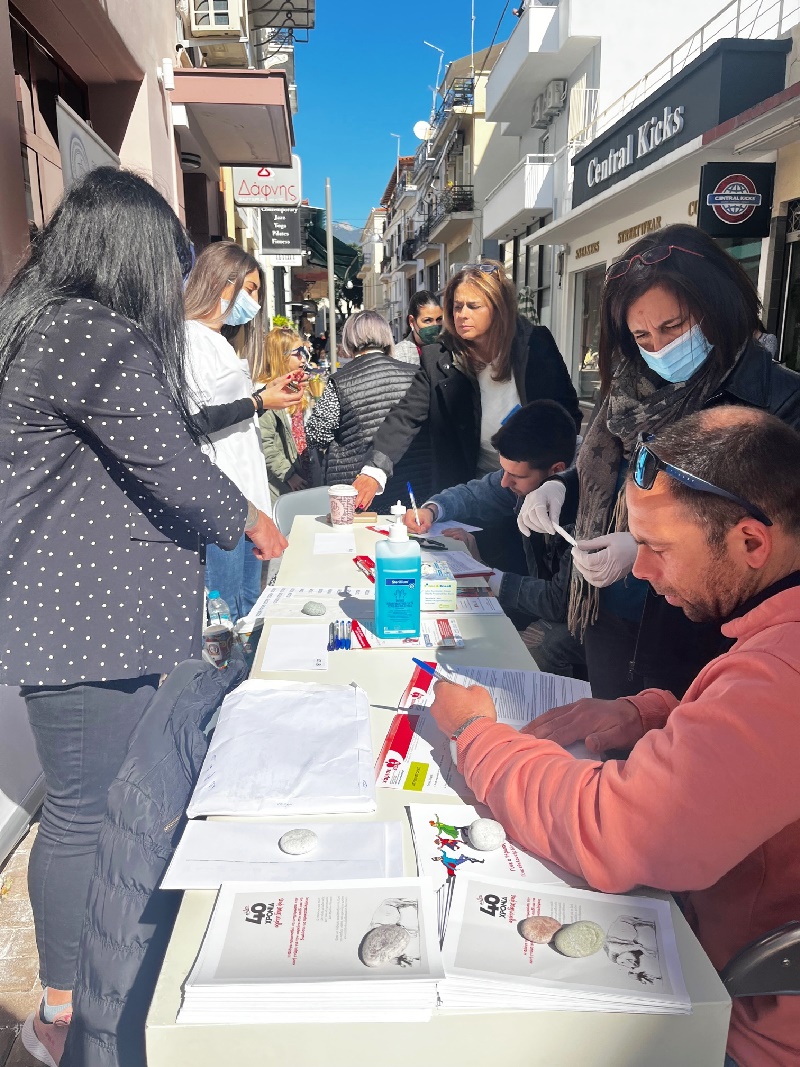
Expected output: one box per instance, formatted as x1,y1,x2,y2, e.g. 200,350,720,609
731,519,772,571
547,461,567,476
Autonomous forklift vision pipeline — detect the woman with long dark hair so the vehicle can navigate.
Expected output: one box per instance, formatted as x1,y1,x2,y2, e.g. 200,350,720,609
518,223,800,699
392,290,443,365
0,168,285,1066
183,241,294,620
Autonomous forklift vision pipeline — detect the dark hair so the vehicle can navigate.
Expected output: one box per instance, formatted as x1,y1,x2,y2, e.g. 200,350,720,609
403,290,441,337
599,223,763,396
441,261,518,382
632,406,800,546
0,166,200,437
491,399,577,469
184,240,264,371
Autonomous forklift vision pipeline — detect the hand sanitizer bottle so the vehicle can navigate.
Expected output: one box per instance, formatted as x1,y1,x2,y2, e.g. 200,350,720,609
374,501,421,639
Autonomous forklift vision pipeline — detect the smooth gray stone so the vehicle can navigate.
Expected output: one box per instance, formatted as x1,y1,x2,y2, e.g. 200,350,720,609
466,817,506,851
278,828,319,855
359,924,411,967
301,600,327,616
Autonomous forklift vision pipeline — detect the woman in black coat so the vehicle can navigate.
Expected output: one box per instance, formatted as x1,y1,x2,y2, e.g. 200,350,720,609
0,168,285,1063
518,223,800,701
352,262,581,510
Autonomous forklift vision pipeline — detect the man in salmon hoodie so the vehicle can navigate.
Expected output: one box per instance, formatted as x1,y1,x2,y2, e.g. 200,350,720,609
431,406,800,1067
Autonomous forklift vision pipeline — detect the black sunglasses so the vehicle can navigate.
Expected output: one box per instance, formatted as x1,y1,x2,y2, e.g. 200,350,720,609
464,263,502,275
632,433,772,526
606,244,705,282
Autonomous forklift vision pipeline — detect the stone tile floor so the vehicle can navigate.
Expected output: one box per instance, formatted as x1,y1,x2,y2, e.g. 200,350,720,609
0,822,44,1067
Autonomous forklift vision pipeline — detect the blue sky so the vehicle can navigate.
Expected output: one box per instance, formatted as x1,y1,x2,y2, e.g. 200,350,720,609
292,0,519,237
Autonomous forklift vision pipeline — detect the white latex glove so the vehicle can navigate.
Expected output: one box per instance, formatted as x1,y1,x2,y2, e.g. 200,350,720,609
571,532,638,588
516,480,566,537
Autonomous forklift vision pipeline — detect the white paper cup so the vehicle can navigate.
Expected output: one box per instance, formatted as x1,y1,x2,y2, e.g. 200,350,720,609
328,484,358,526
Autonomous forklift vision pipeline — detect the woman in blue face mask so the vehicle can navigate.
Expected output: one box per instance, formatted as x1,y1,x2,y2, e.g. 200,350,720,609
184,241,296,621
517,222,800,702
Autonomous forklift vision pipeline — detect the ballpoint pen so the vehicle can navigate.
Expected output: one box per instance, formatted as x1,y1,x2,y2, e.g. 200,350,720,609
411,657,468,687
345,620,352,650
407,481,421,527
327,622,336,652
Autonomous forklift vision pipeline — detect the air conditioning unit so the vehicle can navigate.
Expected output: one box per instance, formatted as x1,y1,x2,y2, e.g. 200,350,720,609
189,0,244,37
531,94,548,129
543,79,567,117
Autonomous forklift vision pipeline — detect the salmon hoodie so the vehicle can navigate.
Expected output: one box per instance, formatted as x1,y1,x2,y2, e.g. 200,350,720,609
455,583,800,1067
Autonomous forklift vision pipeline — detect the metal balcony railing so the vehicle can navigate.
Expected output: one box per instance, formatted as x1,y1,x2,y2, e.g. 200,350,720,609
430,184,475,228
570,0,800,149
431,78,475,132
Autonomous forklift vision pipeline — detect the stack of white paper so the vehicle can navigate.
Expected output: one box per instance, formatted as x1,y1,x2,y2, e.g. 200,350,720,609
439,875,690,1015
187,680,376,817
178,879,444,1025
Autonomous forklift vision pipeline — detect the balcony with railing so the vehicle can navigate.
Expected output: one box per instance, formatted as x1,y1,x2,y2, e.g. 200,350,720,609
482,155,555,241
485,1,598,134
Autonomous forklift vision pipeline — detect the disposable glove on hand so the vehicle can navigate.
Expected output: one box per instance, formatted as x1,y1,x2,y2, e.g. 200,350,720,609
516,480,566,537
571,532,638,588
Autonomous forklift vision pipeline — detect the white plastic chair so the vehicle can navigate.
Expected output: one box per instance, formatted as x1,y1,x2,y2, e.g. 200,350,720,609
272,486,331,537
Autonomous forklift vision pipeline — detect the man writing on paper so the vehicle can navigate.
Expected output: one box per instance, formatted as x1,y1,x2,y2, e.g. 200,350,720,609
404,400,585,677
429,407,800,1067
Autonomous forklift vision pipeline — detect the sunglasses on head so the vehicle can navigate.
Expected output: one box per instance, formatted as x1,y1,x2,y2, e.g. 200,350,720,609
465,263,502,276
606,244,705,282
632,432,772,526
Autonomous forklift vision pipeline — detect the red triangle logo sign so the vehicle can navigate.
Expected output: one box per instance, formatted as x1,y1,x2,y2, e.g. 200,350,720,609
257,167,272,177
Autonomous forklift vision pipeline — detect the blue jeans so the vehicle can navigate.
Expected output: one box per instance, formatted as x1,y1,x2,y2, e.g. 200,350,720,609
205,533,262,622
23,675,159,989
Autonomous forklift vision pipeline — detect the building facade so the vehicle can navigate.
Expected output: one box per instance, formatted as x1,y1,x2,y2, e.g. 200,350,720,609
0,0,301,292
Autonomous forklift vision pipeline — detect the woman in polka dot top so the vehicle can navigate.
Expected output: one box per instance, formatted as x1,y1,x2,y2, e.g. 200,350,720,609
0,167,286,1058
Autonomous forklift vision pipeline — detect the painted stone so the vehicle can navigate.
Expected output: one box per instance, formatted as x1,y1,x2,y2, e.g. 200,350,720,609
466,818,506,851
301,600,327,616
278,828,318,855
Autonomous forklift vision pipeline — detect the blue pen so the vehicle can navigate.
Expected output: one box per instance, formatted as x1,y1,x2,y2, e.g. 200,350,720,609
345,620,352,650
407,481,421,527
411,657,467,687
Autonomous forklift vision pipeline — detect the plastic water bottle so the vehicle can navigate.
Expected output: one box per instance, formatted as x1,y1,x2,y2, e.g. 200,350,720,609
374,502,421,639
207,590,232,626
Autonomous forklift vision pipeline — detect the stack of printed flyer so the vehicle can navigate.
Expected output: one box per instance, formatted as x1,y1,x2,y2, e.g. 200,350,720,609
438,875,691,1015
178,879,443,1025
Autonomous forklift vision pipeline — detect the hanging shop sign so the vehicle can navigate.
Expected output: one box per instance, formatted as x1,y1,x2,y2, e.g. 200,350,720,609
572,39,790,209
261,207,302,255
56,98,119,189
697,162,775,238
233,155,302,207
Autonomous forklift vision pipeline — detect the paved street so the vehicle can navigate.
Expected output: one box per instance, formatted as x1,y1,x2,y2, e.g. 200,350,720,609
0,825,43,1067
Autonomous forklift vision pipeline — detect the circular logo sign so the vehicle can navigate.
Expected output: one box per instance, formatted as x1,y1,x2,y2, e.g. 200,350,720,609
706,173,762,225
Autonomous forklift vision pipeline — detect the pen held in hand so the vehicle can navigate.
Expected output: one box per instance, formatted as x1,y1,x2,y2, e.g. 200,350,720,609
411,657,469,688
407,481,420,527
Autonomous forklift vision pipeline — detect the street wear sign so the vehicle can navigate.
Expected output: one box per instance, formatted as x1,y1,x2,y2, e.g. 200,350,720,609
233,156,302,206
697,162,775,239
261,208,301,255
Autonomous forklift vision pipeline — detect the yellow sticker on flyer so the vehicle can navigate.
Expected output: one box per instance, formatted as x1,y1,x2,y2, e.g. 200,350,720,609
403,762,428,791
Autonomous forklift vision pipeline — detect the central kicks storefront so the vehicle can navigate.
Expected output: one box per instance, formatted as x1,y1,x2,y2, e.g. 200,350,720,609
523,36,800,397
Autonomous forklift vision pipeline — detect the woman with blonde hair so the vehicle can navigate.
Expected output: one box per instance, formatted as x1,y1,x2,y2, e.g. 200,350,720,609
353,263,581,509
257,327,318,503
183,241,295,620
306,310,432,504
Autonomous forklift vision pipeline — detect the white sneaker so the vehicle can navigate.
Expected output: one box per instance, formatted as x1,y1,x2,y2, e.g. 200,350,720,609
20,1003,71,1067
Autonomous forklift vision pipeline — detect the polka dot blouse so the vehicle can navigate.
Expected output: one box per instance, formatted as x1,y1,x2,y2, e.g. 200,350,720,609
0,299,248,686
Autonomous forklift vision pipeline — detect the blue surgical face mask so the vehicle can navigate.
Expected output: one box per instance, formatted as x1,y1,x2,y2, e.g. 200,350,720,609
221,289,260,327
637,323,713,384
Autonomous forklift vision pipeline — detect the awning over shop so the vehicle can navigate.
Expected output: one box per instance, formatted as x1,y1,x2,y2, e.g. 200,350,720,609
304,217,360,279
171,69,293,167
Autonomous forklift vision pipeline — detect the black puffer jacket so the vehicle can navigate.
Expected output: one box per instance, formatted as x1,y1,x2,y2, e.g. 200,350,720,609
62,654,247,1067
366,318,581,496
317,351,432,503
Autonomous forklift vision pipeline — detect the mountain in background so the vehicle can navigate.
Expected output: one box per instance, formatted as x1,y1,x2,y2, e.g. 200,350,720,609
333,220,361,246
